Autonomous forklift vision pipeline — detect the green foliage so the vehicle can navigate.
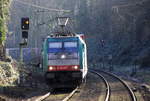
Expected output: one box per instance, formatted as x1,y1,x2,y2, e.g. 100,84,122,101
0,0,10,44
0,17,7,44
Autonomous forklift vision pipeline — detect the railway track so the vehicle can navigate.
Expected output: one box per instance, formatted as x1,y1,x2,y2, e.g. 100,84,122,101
89,70,110,101
34,69,137,101
62,87,79,101
90,69,137,101
34,87,79,101
35,71,106,101
64,71,108,101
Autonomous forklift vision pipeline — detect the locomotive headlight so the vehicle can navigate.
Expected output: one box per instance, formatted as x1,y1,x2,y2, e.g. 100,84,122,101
73,66,79,70
48,66,56,71
60,54,66,59
49,66,54,70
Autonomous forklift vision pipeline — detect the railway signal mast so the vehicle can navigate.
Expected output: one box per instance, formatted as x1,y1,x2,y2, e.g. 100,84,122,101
20,17,29,62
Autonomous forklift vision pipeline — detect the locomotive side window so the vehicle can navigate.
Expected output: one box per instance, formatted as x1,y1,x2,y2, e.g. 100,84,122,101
49,42,62,48
64,42,77,48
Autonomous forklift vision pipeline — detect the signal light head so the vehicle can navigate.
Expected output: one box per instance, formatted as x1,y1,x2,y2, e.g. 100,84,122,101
21,17,29,30
25,21,29,24
22,31,28,38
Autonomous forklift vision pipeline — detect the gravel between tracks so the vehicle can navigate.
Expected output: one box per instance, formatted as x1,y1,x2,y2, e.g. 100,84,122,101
43,88,73,101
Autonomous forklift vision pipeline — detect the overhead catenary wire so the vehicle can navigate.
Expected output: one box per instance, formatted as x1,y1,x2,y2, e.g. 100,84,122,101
13,0,71,12
12,0,76,35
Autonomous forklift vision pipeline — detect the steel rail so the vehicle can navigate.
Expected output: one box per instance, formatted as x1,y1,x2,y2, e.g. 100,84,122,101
35,87,78,101
62,87,79,101
97,70,137,101
35,92,51,101
89,70,110,101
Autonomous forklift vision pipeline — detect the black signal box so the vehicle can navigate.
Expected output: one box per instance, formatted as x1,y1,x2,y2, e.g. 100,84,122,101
21,17,29,30
22,31,28,38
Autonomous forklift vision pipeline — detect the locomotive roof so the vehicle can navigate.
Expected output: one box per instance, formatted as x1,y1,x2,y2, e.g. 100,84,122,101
47,33,78,38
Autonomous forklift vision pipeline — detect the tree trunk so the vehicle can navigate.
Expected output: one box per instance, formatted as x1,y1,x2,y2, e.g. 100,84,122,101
0,43,5,60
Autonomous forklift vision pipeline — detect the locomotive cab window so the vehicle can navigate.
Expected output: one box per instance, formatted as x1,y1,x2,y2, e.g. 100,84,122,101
49,42,62,48
64,42,78,48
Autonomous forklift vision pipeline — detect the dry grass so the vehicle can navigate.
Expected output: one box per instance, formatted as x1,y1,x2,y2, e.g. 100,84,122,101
0,61,19,86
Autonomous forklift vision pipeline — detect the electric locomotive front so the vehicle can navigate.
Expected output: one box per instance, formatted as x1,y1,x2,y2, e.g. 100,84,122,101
43,35,85,88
